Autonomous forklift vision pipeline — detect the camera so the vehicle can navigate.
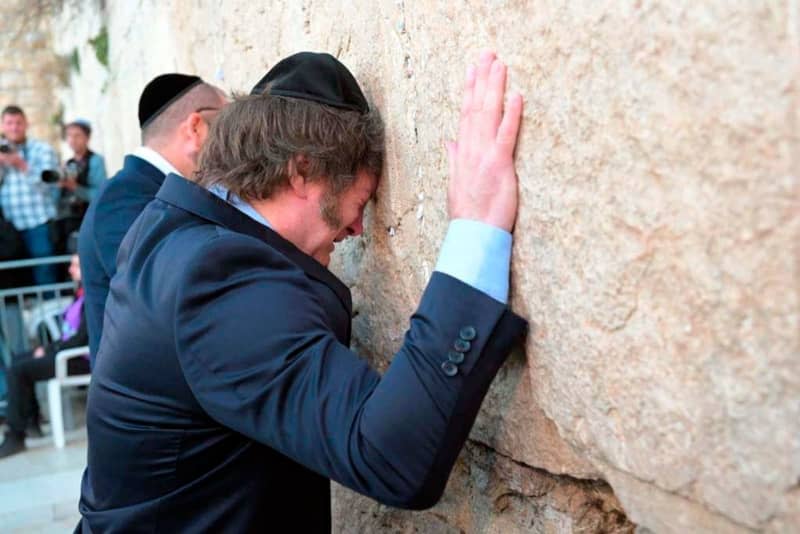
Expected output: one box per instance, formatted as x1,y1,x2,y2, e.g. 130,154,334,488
41,160,80,183
41,169,61,183
0,140,13,154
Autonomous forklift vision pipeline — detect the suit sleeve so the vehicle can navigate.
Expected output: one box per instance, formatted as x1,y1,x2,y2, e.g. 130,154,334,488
173,234,527,509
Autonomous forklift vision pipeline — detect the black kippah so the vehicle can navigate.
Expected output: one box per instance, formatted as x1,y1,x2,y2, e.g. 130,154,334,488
250,52,368,114
139,73,203,128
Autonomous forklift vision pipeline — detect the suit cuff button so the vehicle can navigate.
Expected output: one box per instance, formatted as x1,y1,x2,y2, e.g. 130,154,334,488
441,361,459,377
448,350,465,364
459,326,477,341
453,338,471,353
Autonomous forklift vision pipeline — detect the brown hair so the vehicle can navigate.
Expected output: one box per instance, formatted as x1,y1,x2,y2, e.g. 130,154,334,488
195,93,384,200
1,105,25,118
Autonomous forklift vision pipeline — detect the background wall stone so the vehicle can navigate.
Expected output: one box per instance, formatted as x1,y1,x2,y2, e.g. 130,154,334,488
44,1,800,532
0,0,66,150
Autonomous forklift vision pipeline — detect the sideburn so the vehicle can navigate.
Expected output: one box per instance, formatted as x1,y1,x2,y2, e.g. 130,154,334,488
319,187,343,229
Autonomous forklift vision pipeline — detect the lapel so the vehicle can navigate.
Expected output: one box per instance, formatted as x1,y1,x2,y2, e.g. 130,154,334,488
156,173,353,317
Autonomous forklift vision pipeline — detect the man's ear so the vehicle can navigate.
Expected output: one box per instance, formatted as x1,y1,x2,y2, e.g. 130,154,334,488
287,155,311,199
185,112,206,147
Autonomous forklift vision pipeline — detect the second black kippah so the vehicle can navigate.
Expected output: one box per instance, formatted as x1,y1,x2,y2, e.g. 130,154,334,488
250,52,368,114
139,73,203,128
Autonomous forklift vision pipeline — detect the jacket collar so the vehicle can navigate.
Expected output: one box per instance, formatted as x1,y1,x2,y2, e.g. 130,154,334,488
155,173,352,315
124,154,166,187
131,146,181,177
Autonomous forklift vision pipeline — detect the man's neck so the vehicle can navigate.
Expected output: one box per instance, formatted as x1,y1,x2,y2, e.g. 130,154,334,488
154,147,191,179
73,149,88,160
250,196,313,255
136,145,187,177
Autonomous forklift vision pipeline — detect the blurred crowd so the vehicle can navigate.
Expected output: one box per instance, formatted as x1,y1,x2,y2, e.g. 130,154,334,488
0,105,107,286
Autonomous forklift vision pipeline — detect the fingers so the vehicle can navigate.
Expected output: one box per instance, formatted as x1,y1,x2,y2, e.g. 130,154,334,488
460,64,476,114
463,52,509,145
455,51,522,158
482,60,507,140
471,51,496,113
457,65,477,144
496,93,524,158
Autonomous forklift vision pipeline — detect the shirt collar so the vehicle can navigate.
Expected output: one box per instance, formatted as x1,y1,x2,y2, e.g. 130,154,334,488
131,146,181,177
208,184,272,229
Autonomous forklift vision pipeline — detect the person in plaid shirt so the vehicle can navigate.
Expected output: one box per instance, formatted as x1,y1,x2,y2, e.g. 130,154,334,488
0,105,60,285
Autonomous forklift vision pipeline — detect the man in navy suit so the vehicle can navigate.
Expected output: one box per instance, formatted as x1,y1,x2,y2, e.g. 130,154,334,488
78,74,226,363
78,51,526,532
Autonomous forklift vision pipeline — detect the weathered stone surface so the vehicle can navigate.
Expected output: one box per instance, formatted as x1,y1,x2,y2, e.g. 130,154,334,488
332,441,633,534
48,1,799,532
471,348,600,479
0,1,64,148
604,466,756,534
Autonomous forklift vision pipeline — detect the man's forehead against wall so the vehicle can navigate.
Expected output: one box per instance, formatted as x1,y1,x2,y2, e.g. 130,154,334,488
194,52,383,266
196,52,382,199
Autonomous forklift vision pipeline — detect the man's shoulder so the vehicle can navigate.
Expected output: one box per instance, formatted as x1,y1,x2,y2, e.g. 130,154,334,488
162,216,287,262
26,137,56,154
119,212,300,307
26,137,52,148
96,157,161,204
111,156,161,183
142,208,299,278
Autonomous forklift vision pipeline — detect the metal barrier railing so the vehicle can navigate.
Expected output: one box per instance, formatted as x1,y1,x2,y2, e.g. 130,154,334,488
0,255,77,367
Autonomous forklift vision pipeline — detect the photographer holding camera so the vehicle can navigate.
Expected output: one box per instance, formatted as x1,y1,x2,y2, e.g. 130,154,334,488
46,119,107,255
0,105,59,286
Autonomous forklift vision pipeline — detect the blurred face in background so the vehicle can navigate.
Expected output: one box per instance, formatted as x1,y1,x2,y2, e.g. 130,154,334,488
69,254,81,283
2,112,27,144
65,125,90,156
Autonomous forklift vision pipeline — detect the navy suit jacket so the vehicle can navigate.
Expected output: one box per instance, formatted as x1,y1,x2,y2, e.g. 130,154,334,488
78,174,527,533
78,155,165,362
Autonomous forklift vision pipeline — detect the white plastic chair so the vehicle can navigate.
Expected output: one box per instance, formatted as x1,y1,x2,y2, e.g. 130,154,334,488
47,345,91,448
24,297,73,341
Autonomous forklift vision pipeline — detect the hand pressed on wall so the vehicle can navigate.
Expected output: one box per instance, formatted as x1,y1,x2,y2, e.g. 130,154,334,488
446,51,524,233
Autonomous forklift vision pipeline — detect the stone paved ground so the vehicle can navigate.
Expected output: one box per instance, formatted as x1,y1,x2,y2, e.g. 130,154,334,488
0,425,86,533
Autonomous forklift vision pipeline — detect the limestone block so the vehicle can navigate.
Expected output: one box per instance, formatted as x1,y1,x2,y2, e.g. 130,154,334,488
604,467,754,534
24,31,47,48
470,348,600,479
0,69,25,90
0,7,63,147
333,441,633,534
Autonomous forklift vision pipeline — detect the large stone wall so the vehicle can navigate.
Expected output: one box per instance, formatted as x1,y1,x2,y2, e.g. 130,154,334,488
0,2,65,149
49,1,799,532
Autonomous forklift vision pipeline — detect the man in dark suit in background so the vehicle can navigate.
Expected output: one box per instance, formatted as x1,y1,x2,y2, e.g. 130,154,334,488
78,51,526,532
78,74,226,364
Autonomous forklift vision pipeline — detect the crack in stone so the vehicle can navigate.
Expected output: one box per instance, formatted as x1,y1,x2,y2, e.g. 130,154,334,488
467,438,614,490
463,439,636,532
